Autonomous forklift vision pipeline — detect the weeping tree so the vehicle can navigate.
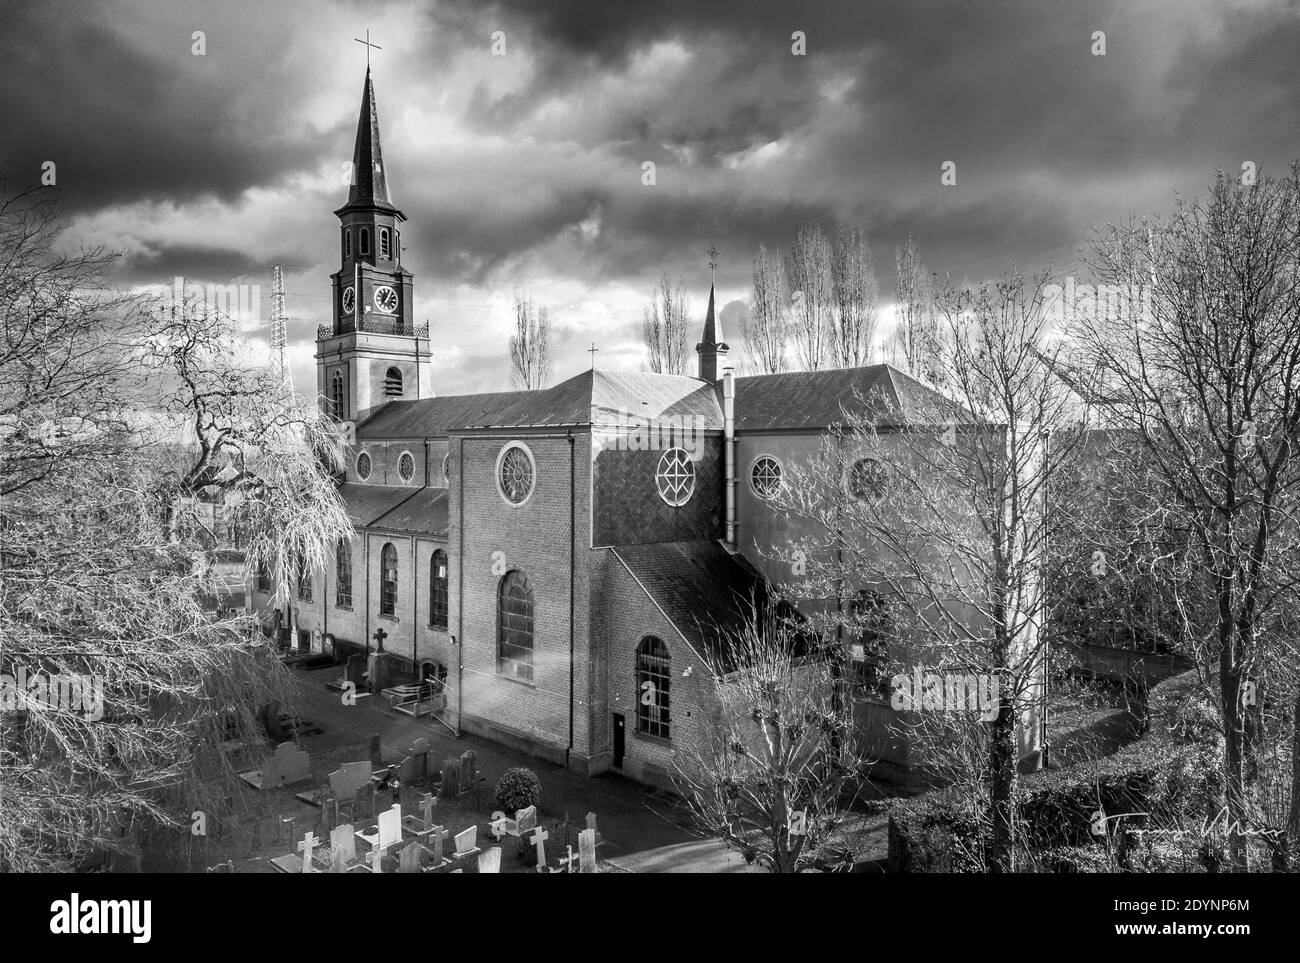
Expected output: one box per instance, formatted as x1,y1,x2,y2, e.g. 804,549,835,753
0,190,351,871
1070,165,1300,871
673,608,872,873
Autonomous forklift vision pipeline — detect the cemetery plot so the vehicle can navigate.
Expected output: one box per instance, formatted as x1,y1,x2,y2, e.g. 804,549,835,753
238,741,312,790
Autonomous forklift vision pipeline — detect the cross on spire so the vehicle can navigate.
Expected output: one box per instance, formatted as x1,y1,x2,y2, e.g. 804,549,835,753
587,343,599,369
707,244,719,281
354,29,382,68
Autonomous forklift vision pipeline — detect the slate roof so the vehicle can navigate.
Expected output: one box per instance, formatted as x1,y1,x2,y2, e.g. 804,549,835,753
734,364,960,431
370,487,449,536
612,540,766,669
335,67,403,219
358,391,534,438
337,483,420,527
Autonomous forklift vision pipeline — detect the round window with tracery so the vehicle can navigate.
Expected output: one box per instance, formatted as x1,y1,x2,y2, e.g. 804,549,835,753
751,455,783,499
656,448,696,506
497,444,535,505
356,451,373,481
849,457,888,502
398,451,415,483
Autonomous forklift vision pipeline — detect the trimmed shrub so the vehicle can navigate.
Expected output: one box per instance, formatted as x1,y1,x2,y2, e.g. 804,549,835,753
494,767,541,815
887,792,987,873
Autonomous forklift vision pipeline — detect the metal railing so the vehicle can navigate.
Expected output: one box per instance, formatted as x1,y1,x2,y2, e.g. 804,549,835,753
318,319,429,339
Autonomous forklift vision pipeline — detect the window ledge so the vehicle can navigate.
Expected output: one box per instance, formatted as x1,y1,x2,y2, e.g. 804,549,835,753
336,604,353,612
379,613,400,623
495,669,536,689
632,730,672,748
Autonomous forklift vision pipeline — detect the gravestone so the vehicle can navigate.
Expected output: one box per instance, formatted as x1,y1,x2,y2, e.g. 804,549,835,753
330,824,356,865
403,792,437,838
478,848,502,874
297,831,320,873
329,847,348,873
345,654,366,685
330,762,373,803
586,812,600,843
529,827,549,871
398,842,423,874
356,803,402,854
438,758,459,799
578,829,598,873
457,750,477,792
252,741,311,789
515,805,538,835
369,734,384,768
408,738,430,780
454,825,478,857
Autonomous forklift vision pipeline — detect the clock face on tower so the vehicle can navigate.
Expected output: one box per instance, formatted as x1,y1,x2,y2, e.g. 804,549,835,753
374,285,398,314
341,287,355,314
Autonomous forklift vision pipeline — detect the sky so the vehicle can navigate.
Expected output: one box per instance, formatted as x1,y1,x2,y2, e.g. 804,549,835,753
3,0,1299,395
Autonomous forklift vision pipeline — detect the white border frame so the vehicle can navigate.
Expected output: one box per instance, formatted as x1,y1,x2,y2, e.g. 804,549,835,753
495,440,537,508
748,452,784,500
355,448,374,482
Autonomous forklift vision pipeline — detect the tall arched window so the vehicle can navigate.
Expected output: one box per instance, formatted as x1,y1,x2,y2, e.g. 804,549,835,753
379,227,391,259
636,636,671,739
331,370,345,419
429,550,448,629
380,543,398,616
359,227,370,256
497,570,534,681
344,228,352,258
335,538,353,609
384,367,403,397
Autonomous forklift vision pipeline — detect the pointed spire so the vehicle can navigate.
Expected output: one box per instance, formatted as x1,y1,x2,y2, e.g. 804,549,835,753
344,67,402,216
697,245,729,382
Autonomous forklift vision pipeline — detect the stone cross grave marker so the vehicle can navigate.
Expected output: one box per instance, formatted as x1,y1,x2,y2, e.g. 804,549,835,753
368,846,385,873
298,831,319,872
429,826,449,864
558,846,578,873
530,827,549,871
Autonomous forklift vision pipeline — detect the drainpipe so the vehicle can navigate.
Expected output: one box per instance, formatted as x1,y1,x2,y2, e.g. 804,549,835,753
722,367,736,544
456,436,465,732
566,431,576,769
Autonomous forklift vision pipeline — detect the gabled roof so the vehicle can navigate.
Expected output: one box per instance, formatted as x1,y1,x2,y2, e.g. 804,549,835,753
733,363,960,431
612,540,765,669
358,390,534,438
337,482,422,527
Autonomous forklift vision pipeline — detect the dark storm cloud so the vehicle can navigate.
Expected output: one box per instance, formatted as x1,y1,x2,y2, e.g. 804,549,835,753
4,0,1300,389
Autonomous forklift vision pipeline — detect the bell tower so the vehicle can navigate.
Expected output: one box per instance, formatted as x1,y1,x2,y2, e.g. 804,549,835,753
317,66,432,423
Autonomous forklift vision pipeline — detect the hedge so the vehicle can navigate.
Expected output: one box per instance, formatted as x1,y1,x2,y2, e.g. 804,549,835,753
887,668,1221,872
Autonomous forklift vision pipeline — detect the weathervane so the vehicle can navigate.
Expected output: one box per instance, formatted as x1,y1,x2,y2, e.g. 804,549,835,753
354,29,382,68
707,244,719,281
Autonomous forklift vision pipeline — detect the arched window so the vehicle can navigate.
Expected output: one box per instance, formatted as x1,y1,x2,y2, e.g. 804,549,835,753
344,228,352,258
394,230,400,264
379,227,391,259
384,367,403,397
429,550,448,629
380,543,398,616
359,227,370,256
336,538,353,609
331,370,345,419
636,636,671,739
849,590,892,693
497,570,534,681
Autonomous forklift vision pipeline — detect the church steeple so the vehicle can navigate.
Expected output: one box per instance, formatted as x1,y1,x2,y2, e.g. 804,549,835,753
696,246,729,382
344,67,402,216
318,65,431,423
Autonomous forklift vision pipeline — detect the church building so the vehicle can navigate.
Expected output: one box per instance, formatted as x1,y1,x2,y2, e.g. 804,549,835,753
253,68,1016,789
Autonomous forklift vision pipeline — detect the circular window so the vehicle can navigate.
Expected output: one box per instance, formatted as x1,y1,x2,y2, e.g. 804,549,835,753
442,453,451,485
656,448,696,506
849,457,888,503
750,455,783,499
496,443,535,505
398,451,415,483
355,450,373,481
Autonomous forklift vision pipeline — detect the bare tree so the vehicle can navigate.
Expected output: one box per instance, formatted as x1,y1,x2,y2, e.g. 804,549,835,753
508,288,552,390
1071,166,1300,871
773,268,1079,872
673,608,872,873
890,236,942,385
786,224,834,372
0,191,351,871
642,273,691,375
742,243,790,374
830,221,879,368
